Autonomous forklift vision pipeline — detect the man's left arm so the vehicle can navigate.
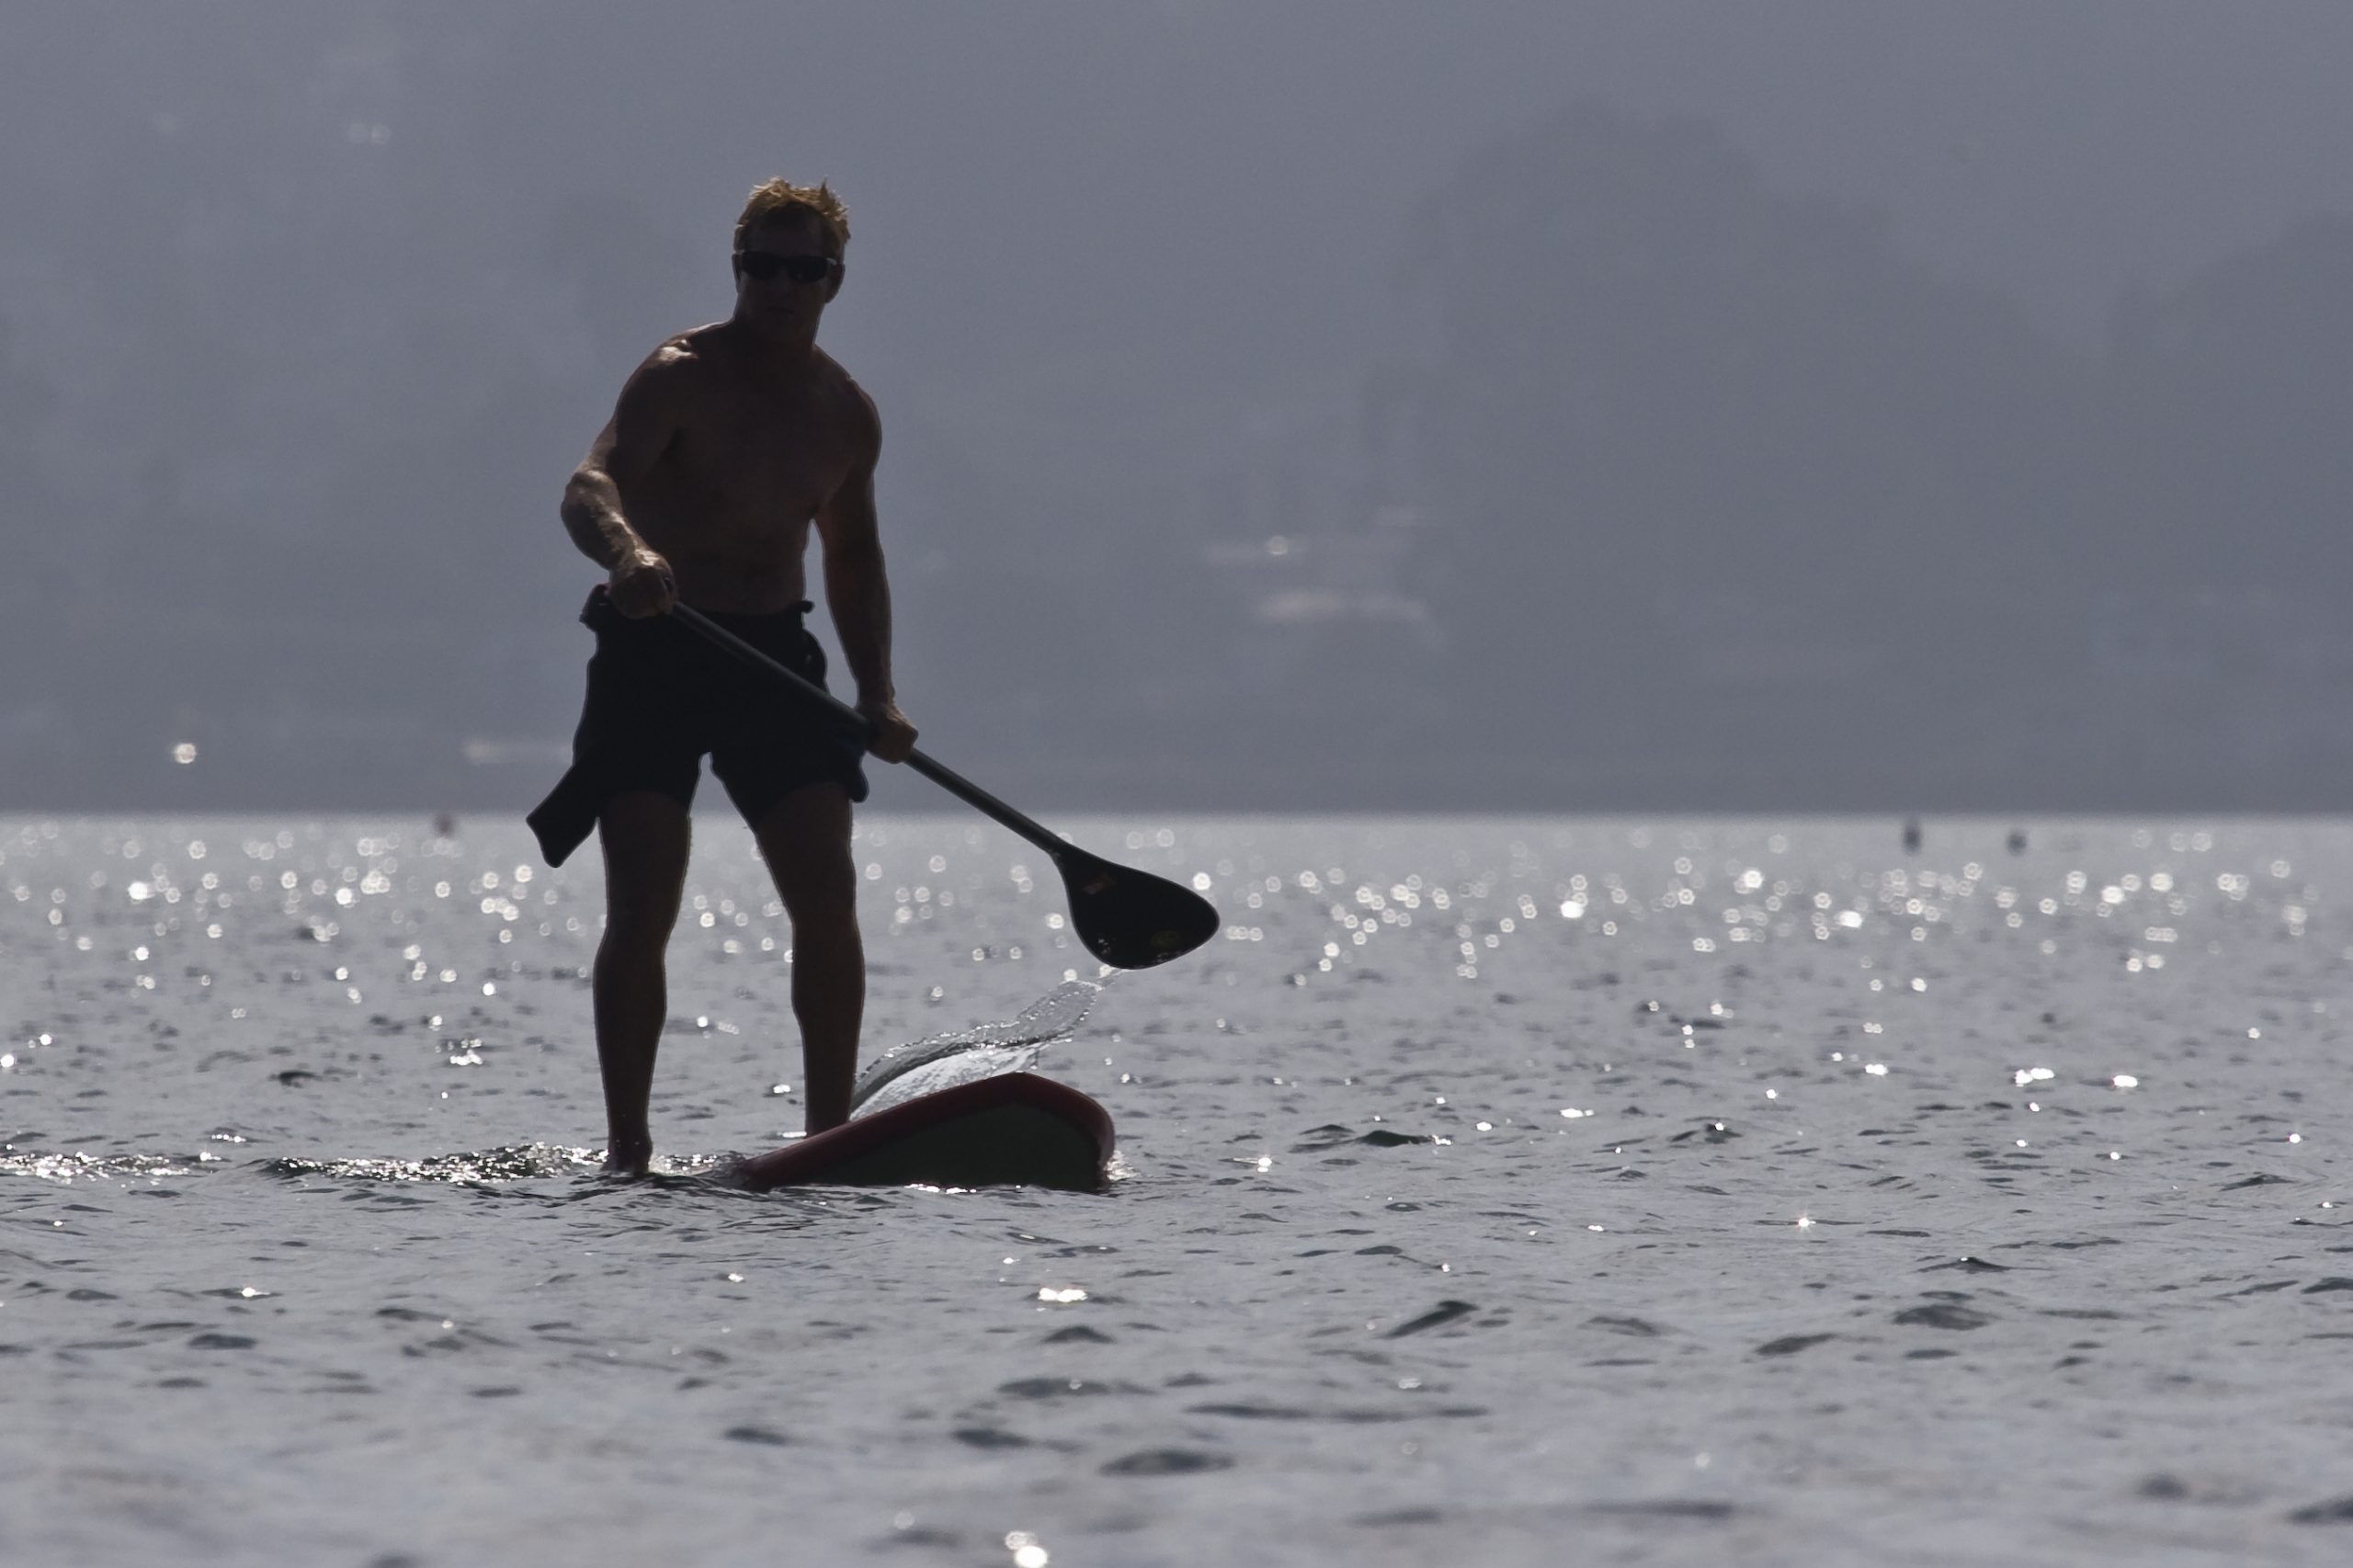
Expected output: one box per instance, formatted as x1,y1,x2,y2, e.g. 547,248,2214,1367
816,387,918,763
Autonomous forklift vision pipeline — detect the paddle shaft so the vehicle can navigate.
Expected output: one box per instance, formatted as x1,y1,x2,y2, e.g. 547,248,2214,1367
669,604,1073,864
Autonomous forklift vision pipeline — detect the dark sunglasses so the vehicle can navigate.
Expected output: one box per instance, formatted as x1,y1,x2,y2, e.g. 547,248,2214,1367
733,250,840,285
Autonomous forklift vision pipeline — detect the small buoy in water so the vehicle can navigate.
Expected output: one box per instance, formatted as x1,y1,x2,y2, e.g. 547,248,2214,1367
1902,817,1922,853
2006,828,2027,855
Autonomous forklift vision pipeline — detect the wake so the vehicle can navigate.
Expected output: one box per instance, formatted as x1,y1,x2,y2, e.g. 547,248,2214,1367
847,978,1106,1117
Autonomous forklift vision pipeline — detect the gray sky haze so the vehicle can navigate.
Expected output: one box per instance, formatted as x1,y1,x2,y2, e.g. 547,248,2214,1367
6,3,2350,810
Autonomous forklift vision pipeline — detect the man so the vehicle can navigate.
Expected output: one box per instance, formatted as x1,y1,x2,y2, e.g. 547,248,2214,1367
528,177,917,1176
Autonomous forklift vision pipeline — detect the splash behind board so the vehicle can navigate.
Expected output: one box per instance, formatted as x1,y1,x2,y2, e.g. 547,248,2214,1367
847,979,1102,1116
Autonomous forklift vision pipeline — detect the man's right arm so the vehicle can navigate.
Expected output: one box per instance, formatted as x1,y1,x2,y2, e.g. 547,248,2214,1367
562,347,687,617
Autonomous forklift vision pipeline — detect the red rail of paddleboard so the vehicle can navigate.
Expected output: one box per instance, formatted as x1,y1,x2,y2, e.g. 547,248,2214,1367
736,1072,1114,1192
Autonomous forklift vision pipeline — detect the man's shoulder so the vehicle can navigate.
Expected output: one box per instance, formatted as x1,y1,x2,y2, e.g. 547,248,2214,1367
640,324,728,376
618,325,728,412
813,350,881,444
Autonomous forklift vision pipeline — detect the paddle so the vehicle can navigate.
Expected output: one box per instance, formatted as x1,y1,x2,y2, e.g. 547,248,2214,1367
670,604,1220,970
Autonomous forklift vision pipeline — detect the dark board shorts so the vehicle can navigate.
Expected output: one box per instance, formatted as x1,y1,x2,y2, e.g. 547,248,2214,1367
527,586,870,866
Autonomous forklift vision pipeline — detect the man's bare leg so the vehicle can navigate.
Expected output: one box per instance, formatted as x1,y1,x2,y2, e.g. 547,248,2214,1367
593,790,690,1174
751,782,862,1133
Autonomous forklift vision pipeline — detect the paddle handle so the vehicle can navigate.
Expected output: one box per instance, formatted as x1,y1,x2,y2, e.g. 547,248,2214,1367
669,604,1073,863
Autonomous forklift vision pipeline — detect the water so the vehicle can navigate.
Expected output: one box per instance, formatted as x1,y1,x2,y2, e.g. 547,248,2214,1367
848,978,1102,1117
5,813,2352,1566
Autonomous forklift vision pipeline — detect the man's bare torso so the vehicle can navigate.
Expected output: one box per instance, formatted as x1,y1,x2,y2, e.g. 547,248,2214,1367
620,323,872,614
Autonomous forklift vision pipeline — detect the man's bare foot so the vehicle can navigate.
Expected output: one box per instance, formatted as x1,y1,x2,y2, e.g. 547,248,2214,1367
602,1136,652,1177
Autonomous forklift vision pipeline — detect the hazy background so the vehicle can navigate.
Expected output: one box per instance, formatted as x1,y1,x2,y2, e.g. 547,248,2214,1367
6,1,2350,812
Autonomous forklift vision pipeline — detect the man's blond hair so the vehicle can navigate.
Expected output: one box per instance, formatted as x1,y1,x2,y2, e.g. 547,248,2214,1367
734,178,849,257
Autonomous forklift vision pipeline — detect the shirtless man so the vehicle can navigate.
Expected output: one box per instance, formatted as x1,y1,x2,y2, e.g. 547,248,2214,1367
527,178,917,1175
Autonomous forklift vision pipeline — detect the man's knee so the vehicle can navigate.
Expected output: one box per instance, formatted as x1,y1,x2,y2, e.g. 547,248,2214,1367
597,791,689,954
754,786,857,920
781,861,859,937
599,898,679,958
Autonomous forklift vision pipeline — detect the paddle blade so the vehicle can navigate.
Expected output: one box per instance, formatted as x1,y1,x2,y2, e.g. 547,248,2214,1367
1057,848,1221,969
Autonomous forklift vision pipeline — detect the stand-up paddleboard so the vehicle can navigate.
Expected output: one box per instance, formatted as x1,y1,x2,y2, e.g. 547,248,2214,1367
735,1073,1114,1192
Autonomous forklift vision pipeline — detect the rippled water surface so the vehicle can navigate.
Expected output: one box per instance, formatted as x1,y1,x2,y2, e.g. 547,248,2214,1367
6,813,2353,1566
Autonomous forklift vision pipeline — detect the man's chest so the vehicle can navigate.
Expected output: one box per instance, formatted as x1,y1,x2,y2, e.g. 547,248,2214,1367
666,393,849,512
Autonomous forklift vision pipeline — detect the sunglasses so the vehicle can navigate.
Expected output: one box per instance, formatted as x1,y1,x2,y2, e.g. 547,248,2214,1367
733,250,841,285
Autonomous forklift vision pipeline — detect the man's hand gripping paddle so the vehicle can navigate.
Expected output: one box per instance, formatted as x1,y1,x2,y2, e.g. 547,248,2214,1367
670,605,1219,970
